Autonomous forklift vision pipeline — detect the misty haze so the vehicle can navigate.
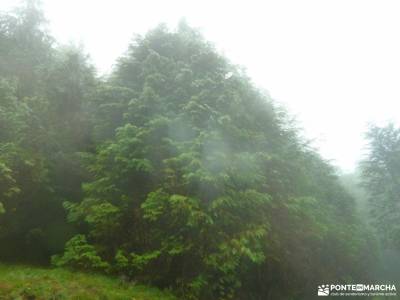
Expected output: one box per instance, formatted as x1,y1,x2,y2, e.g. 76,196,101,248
0,1,400,299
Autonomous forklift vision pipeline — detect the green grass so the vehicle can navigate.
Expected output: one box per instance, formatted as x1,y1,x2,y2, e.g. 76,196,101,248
0,264,177,300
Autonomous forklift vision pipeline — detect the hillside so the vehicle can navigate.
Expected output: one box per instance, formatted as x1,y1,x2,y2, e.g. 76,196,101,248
0,2,382,299
0,264,176,300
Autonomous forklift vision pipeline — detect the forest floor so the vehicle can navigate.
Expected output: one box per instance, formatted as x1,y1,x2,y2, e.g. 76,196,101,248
0,264,176,300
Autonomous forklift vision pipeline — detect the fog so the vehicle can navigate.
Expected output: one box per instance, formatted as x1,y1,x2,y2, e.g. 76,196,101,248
2,2,400,298
2,0,400,172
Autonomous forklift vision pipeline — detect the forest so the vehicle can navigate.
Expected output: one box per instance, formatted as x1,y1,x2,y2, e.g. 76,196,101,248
0,1,399,300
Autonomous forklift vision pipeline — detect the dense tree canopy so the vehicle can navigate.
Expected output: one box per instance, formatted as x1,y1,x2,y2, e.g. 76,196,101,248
0,1,94,263
0,2,376,300
361,124,400,249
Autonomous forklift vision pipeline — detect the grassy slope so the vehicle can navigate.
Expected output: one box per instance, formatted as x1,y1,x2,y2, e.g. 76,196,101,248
0,264,176,300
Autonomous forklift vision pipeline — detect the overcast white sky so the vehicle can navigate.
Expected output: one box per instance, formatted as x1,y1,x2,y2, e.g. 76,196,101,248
2,0,400,172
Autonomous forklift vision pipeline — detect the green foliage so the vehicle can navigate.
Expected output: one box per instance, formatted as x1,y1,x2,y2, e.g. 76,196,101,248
0,1,94,263
0,263,176,300
361,124,400,249
0,3,376,300
57,23,373,299
52,234,110,271
0,0,53,98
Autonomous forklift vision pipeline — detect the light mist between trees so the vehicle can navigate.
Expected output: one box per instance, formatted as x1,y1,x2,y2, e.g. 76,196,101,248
0,1,399,300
